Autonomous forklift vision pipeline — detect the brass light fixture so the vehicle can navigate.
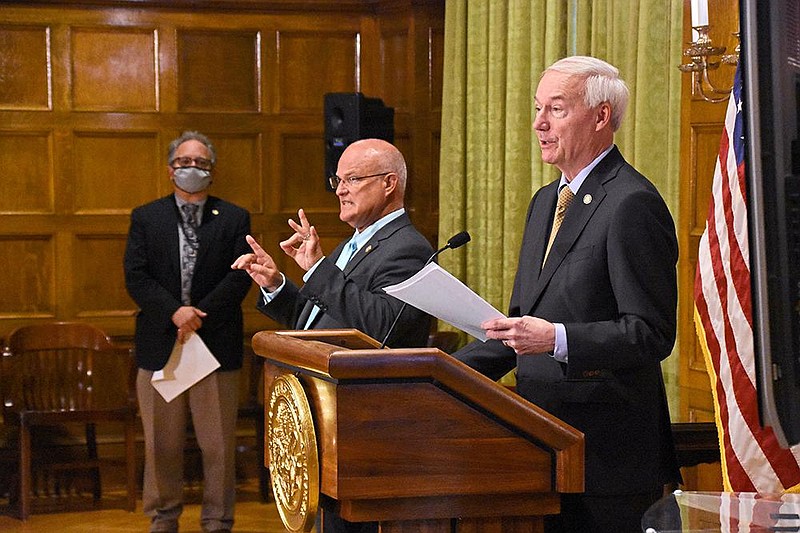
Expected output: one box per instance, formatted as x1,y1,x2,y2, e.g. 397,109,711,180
679,26,740,103
679,1,739,104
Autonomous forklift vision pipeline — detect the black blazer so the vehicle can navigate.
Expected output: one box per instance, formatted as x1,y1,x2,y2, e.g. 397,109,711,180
257,213,434,348
124,194,252,371
454,147,681,494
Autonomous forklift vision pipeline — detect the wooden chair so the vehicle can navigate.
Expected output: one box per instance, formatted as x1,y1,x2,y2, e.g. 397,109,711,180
0,322,137,520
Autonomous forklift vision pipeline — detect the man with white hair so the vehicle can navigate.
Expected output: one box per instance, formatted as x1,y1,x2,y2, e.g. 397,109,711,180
453,56,681,532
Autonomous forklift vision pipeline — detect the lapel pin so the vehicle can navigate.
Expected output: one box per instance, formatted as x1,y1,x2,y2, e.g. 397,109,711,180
364,245,373,254
583,194,592,205
212,209,219,215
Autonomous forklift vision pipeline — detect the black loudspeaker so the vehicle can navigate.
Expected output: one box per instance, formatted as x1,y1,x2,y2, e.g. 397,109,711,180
324,93,394,190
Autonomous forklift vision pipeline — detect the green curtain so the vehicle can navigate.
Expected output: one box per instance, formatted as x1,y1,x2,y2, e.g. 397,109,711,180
439,0,683,401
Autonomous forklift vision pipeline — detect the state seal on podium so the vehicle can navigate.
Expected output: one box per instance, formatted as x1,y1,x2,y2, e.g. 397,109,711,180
267,374,319,532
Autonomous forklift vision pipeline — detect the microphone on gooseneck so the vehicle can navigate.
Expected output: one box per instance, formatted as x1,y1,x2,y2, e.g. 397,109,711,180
379,231,471,349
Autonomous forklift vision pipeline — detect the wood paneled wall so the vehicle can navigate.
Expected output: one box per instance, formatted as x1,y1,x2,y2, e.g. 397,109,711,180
0,0,445,339
677,0,740,490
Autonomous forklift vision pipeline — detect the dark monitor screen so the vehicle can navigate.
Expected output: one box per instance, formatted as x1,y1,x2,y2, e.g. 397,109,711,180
742,0,800,447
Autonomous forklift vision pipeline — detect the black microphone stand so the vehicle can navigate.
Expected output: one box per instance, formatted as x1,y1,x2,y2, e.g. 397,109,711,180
379,231,470,349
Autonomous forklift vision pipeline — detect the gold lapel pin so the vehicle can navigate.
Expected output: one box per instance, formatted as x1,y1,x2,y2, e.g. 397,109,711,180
583,194,592,205
364,245,373,254
212,209,219,215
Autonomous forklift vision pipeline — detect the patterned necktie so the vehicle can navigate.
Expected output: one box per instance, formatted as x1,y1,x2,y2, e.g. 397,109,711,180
543,186,574,266
303,239,358,329
180,203,200,305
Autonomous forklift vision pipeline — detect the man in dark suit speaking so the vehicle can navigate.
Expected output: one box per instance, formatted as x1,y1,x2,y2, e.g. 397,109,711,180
232,138,433,532
124,131,252,533
232,138,433,349
452,56,681,532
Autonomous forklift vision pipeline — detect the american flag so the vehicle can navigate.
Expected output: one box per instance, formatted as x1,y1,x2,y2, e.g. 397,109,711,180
693,65,800,493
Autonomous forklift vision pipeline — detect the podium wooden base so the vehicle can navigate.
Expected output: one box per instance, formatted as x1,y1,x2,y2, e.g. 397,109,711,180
254,329,584,533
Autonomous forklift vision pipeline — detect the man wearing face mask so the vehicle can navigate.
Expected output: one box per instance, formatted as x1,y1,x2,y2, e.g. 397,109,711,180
124,131,252,533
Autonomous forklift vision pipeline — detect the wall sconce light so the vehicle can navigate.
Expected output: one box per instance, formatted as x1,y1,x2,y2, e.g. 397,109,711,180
679,1,739,103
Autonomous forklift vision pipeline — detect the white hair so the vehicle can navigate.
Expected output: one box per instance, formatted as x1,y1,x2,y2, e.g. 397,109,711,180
545,56,630,131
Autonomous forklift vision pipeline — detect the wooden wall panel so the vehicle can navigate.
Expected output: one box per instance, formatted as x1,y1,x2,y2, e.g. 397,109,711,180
204,132,264,214
0,131,53,213
280,131,330,212
0,236,55,317
72,234,131,316
681,123,723,393
430,26,444,113
690,125,721,235
394,131,413,164
277,31,359,112
0,25,51,110
0,0,445,340
71,27,158,112
72,131,161,213
177,29,260,112
380,28,411,110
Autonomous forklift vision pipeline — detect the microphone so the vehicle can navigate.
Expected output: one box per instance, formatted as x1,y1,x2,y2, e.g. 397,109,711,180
379,231,471,349
443,230,471,251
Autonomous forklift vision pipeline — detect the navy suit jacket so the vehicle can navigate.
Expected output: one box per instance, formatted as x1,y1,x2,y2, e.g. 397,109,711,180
257,213,434,348
124,194,252,371
453,147,681,494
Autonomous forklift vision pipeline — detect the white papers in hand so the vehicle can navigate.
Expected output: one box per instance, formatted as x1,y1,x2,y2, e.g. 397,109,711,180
151,333,221,402
383,263,505,341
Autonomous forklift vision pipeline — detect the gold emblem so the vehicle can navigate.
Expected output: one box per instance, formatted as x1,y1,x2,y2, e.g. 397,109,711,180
267,374,319,532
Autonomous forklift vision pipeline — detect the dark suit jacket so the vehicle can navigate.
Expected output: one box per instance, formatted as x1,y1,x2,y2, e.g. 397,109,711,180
124,194,252,371
453,147,681,495
257,212,434,348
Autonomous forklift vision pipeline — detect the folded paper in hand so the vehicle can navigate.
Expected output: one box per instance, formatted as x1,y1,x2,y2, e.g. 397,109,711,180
151,333,220,402
383,263,505,341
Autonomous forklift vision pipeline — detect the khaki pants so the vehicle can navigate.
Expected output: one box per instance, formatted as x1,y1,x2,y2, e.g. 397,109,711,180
137,368,240,532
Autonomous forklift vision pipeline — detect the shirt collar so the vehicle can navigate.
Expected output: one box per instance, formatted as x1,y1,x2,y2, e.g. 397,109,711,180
348,208,405,252
559,144,614,193
174,193,207,210
175,194,207,223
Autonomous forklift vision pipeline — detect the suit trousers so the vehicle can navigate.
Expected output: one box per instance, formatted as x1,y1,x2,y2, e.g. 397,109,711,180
137,367,240,532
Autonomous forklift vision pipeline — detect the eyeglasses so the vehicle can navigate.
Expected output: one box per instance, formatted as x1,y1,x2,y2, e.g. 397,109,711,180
171,156,213,170
328,172,389,189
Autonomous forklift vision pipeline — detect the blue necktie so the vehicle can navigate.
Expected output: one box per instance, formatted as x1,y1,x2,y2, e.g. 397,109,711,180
335,239,358,269
302,239,358,329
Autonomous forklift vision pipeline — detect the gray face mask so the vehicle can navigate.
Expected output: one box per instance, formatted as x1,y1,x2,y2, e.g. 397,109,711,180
173,167,212,194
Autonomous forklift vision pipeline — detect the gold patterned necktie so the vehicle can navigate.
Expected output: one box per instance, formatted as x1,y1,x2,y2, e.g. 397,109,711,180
543,185,574,266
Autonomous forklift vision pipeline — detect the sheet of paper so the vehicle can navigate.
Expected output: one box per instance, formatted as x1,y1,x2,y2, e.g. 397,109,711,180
383,262,505,341
151,333,220,402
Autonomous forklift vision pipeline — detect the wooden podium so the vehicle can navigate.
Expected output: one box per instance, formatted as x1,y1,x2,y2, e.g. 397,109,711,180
253,329,584,533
